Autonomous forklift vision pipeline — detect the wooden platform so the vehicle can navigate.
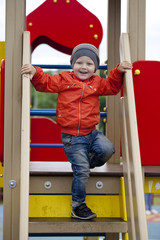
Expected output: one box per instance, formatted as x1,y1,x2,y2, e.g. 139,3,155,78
30,161,124,176
29,217,128,234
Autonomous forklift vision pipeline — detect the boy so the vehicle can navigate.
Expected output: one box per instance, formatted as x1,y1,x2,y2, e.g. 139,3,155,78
21,43,132,220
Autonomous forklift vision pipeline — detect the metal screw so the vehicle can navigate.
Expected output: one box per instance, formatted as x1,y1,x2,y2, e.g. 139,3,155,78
9,180,16,189
44,181,52,190
96,181,103,189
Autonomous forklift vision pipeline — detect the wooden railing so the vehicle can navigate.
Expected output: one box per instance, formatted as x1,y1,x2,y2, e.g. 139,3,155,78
119,33,148,240
19,31,31,240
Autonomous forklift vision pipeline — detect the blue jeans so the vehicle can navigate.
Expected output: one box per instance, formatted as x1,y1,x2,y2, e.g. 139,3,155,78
145,193,152,211
61,129,115,208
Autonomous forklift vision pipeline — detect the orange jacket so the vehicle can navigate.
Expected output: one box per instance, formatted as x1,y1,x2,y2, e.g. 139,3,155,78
31,67,123,136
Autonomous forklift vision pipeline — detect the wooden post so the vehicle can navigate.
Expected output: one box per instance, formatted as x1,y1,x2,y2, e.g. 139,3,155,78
19,31,30,240
107,0,121,163
120,33,148,240
127,0,146,62
3,0,26,239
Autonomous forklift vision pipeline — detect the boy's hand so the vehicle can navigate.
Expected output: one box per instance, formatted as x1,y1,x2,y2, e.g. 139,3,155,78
21,64,36,80
117,61,132,73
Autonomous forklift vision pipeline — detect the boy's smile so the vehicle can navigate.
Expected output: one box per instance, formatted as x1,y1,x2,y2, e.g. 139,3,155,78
73,56,95,80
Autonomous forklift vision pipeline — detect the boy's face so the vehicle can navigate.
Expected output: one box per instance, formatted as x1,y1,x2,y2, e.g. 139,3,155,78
73,56,95,81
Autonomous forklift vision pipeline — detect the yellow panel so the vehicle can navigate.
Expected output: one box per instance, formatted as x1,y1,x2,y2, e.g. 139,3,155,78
29,195,121,218
122,232,129,240
29,195,72,218
0,41,5,62
0,162,3,187
119,177,127,221
125,233,129,240
145,177,160,193
86,195,121,218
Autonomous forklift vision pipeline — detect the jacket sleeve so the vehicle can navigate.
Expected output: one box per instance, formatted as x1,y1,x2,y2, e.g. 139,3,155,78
98,66,123,96
31,66,62,93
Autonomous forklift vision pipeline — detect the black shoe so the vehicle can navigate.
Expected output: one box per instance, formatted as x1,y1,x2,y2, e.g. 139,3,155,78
71,203,97,220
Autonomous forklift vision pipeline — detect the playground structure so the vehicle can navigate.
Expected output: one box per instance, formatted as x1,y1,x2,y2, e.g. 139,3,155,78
1,0,160,240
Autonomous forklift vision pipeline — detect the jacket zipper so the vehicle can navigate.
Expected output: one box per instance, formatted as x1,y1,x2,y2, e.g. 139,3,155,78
77,83,85,136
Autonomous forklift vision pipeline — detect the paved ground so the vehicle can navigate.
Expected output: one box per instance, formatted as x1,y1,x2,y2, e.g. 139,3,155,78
0,204,160,240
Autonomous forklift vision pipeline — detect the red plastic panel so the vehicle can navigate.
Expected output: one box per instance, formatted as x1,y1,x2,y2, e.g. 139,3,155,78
132,61,160,165
30,117,68,162
27,0,103,54
0,60,4,163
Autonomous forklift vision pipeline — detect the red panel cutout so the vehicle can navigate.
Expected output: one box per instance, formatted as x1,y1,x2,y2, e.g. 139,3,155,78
27,0,103,54
132,61,160,165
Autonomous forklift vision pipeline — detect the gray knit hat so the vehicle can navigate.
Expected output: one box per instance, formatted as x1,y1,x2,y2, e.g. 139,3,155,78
70,43,100,71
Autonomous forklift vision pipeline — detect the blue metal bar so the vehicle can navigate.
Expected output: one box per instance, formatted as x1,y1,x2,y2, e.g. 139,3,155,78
30,109,107,117
29,232,106,237
30,109,56,116
100,112,107,117
30,143,63,148
34,64,107,70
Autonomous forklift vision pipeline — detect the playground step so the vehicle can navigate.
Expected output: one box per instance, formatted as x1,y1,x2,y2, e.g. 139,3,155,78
28,163,128,237
29,162,127,220
29,162,123,196
29,162,123,177
29,162,127,235
29,217,128,234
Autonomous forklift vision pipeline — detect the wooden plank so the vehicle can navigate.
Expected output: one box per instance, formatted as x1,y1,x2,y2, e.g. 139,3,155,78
127,0,146,62
30,175,120,194
19,31,30,240
3,1,15,238
107,0,121,163
120,33,148,240
3,0,26,239
29,218,128,233
29,161,123,176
